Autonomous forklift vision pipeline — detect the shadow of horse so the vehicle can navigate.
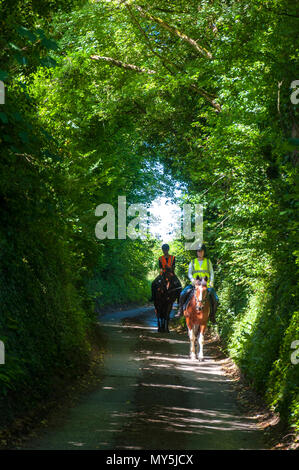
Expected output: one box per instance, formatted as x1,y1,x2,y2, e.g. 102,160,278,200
154,268,181,333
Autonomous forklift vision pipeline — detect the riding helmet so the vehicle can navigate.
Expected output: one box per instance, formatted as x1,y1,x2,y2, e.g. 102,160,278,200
197,243,207,254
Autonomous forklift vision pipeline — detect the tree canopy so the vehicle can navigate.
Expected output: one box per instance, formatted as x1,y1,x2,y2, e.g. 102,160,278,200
0,0,298,438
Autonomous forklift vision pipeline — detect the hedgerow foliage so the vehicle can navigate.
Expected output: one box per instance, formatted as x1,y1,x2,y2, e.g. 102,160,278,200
0,0,298,435
0,0,156,421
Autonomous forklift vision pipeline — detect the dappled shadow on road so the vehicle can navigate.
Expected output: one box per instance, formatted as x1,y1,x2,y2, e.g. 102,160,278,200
106,325,267,450
22,308,268,450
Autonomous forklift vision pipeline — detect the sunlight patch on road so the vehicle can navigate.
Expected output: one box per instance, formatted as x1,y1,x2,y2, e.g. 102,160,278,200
140,382,201,392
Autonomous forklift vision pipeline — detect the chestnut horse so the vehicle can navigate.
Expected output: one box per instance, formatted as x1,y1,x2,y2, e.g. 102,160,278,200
184,276,210,361
154,269,181,333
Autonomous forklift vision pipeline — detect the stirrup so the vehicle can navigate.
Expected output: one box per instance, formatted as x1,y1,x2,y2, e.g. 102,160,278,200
175,305,183,317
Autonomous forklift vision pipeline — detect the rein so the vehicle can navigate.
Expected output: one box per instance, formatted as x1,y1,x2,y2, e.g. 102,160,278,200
157,280,180,300
167,286,182,293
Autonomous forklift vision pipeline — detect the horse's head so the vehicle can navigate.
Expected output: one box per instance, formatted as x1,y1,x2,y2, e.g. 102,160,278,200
162,266,173,284
157,269,173,298
194,276,209,312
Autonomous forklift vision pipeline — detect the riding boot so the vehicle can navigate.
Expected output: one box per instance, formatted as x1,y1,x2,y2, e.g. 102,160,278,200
177,287,192,317
176,296,184,317
177,290,187,316
209,297,217,324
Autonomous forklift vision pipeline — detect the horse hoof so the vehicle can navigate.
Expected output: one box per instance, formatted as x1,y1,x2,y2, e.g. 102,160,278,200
198,357,204,362
190,354,196,361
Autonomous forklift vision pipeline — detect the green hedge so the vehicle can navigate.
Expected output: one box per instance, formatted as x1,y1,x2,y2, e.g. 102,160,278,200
0,231,92,419
217,272,298,432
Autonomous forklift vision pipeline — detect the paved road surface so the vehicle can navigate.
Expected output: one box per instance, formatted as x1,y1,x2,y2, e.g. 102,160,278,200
23,305,267,450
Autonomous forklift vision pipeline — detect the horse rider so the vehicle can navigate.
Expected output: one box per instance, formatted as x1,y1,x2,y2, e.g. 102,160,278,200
178,243,218,323
150,244,181,302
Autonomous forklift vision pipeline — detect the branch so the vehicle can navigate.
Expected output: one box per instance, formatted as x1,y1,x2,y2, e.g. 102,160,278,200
90,55,156,74
134,4,213,59
91,8,220,112
121,3,220,110
189,83,220,112
124,2,174,74
90,57,220,111
265,8,299,18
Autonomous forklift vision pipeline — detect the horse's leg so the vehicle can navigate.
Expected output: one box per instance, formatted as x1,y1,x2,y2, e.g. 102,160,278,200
165,305,172,333
160,312,164,333
157,316,161,332
198,325,206,361
193,325,200,359
198,332,203,361
161,308,165,332
187,328,192,357
195,327,200,359
189,327,197,360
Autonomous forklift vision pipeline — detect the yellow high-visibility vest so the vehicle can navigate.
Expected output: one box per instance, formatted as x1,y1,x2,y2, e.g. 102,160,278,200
192,258,211,286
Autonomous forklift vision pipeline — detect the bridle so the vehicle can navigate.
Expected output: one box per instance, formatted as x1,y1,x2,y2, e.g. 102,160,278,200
158,273,172,295
194,284,209,312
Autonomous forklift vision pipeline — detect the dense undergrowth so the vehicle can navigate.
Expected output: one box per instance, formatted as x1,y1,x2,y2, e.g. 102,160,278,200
0,0,298,440
0,0,154,426
217,271,298,433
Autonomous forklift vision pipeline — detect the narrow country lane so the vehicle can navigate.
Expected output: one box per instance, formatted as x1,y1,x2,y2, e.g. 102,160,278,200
23,306,268,450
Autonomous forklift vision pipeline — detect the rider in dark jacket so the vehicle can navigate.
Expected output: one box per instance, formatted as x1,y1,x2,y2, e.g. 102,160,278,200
150,244,181,302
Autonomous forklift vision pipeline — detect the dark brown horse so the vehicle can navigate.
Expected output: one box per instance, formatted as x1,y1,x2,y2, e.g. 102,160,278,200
154,268,181,333
184,276,210,360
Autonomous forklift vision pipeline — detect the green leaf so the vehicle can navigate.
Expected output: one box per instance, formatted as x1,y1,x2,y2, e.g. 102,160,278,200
18,131,29,143
41,37,59,51
14,52,28,66
0,70,8,81
0,112,8,123
16,26,37,42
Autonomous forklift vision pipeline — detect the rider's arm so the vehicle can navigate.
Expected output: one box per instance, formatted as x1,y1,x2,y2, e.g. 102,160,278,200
188,261,194,283
209,260,214,287
159,258,163,275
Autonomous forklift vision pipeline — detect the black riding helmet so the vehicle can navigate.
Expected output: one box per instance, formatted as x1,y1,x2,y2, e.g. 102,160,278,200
162,243,170,251
196,243,207,256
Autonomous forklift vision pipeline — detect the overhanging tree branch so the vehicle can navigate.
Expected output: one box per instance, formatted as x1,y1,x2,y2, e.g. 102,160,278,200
191,83,221,112
91,4,220,112
133,4,213,59
124,2,174,74
90,55,220,111
121,3,220,111
90,55,156,74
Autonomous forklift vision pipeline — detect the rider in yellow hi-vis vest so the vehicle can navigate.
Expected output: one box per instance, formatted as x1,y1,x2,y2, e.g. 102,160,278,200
178,243,219,323
191,257,212,286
